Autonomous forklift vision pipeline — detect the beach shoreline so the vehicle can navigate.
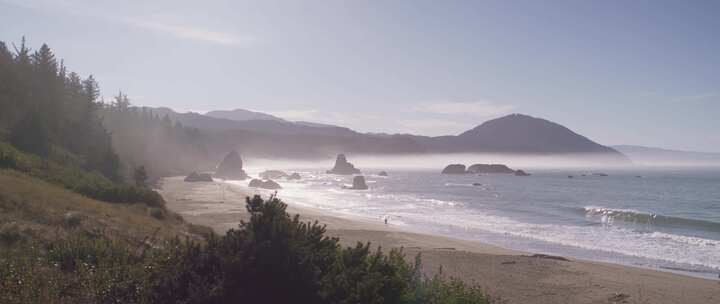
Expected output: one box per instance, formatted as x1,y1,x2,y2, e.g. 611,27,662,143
158,176,719,304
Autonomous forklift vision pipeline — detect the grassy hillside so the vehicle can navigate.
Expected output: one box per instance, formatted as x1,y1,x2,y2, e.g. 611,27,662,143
0,172,491,303
0,169,212,303
0,141,164,207
0,169,209,247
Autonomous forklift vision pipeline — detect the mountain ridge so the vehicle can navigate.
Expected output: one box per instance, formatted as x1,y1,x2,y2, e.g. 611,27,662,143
205,108,286,122
139,107,627,162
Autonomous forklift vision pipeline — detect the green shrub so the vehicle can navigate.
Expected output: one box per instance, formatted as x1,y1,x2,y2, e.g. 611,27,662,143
0,223,23,245
144,195,491,304
0,237,148,304
0,195,492,304
0,141,164,207
148,207,165,220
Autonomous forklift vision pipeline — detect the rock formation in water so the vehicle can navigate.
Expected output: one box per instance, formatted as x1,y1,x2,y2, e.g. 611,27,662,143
215,150,248,180
443,163,530,176
467,163,530,176
514,170,530,176
184,172,213,182
327,154,361,175
441,164,467,174
344,175,368,190
467,164,516,174
377,171,388,176
288,172,302,180
248,178,282,189
259,170,288,180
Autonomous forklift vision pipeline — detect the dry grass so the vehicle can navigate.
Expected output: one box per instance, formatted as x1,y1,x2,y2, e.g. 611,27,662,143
0,169,205,248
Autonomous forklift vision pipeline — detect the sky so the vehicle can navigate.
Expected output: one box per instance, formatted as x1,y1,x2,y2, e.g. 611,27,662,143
1,0,719,152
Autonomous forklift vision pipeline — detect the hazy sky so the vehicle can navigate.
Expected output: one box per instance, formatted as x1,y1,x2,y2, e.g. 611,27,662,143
1,0,719,152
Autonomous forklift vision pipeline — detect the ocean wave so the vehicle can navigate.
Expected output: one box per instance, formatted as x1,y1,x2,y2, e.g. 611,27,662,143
396,210,720,272
245,172,720,275
444,182,474,187
581,206,720,233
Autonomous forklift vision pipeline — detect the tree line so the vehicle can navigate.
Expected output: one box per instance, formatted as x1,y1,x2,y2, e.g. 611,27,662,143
0,38,209,182
0,38,120,180
100,95,210,180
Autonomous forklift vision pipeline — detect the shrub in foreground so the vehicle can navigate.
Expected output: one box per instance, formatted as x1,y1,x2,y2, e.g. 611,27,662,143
1,195,492,303
144,195,491,304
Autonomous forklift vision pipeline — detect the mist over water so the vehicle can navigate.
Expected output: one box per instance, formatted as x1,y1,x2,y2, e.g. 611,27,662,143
244,152,635,172
237,154,720,279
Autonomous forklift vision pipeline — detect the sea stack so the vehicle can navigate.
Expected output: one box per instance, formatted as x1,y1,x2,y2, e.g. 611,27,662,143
327,154,361,175
215,150,249,180
345,175,368,190
441,164,467,174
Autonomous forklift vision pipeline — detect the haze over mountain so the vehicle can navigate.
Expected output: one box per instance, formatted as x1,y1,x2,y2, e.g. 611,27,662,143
140,107,627,163
141,107,357,137
613,145,720,166
205,109,286,122
453,114,621,154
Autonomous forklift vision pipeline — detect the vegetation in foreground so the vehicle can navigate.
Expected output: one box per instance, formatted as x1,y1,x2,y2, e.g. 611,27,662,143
1,194,492,304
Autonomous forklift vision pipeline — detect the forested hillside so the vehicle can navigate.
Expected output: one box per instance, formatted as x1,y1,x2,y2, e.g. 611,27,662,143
0,38,211,180
100,94,211,179
0,38,119,180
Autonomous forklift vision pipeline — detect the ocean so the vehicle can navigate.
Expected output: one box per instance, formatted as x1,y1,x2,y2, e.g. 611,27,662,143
237,167,720,280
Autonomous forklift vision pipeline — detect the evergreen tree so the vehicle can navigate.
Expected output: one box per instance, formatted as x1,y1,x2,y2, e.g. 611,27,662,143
112,91,131,112
9,111,50,157
134,165,148,188
0,38,120,181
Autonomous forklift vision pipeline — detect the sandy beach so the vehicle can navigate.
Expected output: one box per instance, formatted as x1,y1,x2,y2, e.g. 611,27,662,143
159,176,720,304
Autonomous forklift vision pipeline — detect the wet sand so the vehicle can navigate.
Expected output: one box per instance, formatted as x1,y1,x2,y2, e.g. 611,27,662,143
159,176,720,304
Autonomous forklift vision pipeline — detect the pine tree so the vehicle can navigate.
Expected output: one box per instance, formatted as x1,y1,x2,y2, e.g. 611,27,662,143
9,110,50,157
133,166,148,188
112,91,131,112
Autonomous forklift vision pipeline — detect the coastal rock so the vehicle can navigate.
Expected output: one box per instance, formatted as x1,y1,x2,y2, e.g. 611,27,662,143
441,164,467,174
378,171,388,176
184,172,214,182
248,179,263,188
259,170,288,180
288,172,302,180
467,164,515,174
344,175,368,190
592,173,609,177
472,183,483,186
514,170,530,176
248,178,282,190
215,150,248,180
327,154,361,175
